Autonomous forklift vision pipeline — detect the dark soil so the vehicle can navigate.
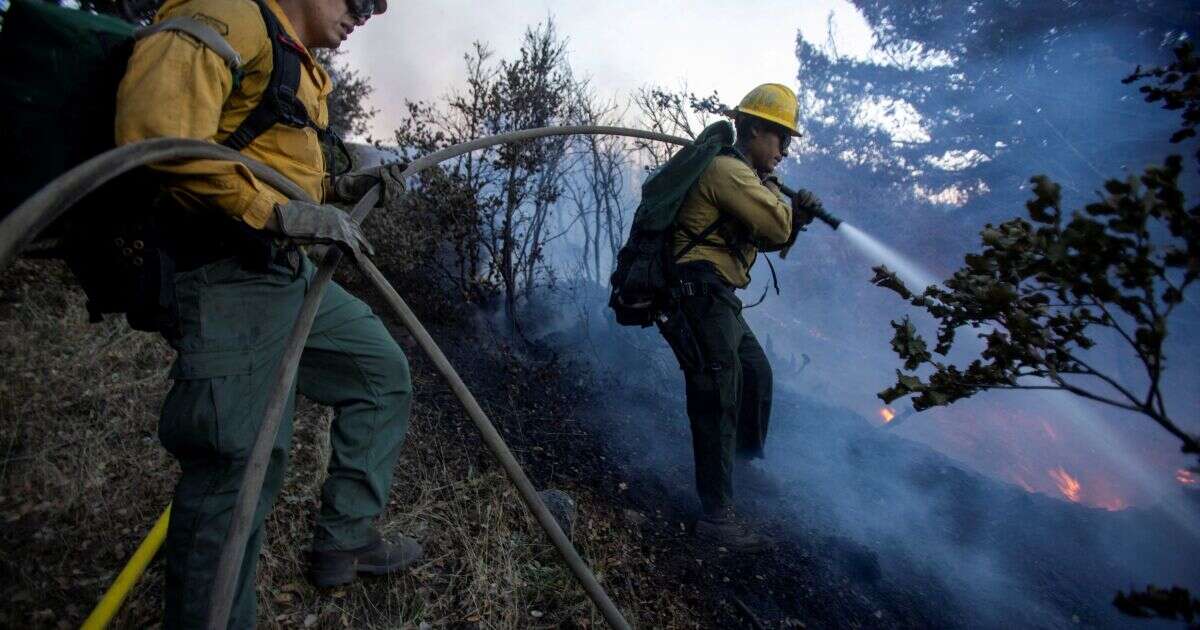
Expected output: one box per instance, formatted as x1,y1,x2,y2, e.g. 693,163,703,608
4,259,1192,629
376,271,1199,630
389,299,961,629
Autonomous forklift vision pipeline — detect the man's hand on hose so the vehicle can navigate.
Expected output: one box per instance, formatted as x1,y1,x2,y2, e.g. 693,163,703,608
779,188,823,259
791,188,822,232
270,201,376,265
332,160,409,208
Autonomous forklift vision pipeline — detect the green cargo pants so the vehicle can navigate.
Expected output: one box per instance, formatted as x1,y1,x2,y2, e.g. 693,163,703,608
658,268,772,515
157,249,412,629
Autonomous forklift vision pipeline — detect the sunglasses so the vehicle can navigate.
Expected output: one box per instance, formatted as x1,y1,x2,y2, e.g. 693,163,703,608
775,130,792,153
347,0,376,21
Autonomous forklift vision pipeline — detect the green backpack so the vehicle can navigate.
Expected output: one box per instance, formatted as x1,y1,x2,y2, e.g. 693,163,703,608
0,0,136,220
607,120,738,327
0,0,324,331
0,0,249,216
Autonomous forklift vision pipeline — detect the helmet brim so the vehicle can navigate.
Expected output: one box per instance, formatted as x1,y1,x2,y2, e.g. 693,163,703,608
732,107,802,137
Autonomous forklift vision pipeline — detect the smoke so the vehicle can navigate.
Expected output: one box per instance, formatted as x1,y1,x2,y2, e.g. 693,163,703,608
494,4,1200,627
511,274,1198,628
350,1,1198,624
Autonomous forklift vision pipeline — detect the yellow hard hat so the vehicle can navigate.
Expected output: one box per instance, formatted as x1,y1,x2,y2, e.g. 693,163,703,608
733,83,801,137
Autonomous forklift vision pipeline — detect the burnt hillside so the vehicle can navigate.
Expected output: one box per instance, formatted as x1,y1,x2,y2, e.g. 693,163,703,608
1,254,1197,629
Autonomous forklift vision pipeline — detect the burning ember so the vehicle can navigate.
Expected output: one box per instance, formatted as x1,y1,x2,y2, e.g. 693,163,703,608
1178,469,1198,486
1049,467,1082,503
879,407,896,423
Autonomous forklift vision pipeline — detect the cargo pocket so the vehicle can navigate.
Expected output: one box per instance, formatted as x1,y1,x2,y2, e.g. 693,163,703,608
689,293,741,409
656,302,705,373
159,349,256,461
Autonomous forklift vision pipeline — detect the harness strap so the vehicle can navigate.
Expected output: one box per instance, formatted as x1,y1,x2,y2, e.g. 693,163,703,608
764,252,780,296
743,253,780,309
674,215,728,261
324,129,353,178
744,285,769,309
676,214,753,273
221,0,322,152
670,281,708,299
135,17,243,71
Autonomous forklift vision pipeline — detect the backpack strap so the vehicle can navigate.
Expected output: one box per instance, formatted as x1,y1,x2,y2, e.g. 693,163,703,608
674,215,729,261
134,17,244,72
221,0,327,151
671,144,757,263
677,145,774,274
674,213,751,269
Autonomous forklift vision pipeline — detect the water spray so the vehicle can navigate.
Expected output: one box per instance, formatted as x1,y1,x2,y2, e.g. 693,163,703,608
776,183,939,292
774,181,935,292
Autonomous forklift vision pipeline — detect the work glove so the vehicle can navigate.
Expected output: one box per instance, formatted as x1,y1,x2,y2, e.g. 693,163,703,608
273,201,375,265
332,160,409,208
791,188,822,231
780,188,822,259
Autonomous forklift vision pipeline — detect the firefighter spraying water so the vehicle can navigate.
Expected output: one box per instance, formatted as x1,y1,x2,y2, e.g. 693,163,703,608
0,0,962,623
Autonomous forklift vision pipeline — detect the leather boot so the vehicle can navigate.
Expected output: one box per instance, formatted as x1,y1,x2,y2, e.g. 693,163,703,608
693,507,773,553
309,533,423,587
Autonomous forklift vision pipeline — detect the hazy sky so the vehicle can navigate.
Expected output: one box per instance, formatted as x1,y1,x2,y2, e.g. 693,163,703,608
342,0,875,139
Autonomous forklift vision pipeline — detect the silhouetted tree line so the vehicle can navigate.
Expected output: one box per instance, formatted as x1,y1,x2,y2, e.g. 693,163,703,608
387,19,648,331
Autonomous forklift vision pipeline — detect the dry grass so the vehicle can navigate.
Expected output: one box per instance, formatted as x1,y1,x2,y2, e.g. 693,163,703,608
0,259,693,629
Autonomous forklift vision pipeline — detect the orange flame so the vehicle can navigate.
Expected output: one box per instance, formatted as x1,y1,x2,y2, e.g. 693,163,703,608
880,407,896,423
1049,467,1082,503
1096,497,1127,512
1178,469,1198,486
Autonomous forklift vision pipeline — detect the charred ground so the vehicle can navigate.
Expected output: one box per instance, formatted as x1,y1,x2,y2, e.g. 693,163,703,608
1,260,1196,629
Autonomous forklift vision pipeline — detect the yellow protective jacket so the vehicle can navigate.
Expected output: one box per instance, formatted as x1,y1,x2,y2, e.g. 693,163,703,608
672,155,793,288
114,0,332,229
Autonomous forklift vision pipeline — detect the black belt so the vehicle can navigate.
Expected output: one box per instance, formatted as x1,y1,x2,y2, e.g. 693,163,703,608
161,205,275,273
673,261,734,300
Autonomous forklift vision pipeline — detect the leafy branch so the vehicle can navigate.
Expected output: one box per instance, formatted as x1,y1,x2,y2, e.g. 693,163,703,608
873,42,1200,463
872,43,1200,623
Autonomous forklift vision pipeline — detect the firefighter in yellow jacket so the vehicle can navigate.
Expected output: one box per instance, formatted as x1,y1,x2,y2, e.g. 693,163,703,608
116,0,415,626
665,83,821,551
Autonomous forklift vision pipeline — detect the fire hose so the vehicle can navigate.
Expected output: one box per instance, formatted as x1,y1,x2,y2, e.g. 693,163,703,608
0,127,695,629
80,504,172,630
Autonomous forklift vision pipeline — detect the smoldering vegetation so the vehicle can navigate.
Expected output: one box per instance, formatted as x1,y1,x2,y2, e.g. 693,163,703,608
0,259,725,629
2,0,1198,628
348,2,1200,624
514,280,1200,629
451,5,1200,626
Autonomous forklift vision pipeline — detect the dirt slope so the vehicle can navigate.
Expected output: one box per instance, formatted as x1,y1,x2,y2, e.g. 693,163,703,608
7,260,1188,629
0,261,720,628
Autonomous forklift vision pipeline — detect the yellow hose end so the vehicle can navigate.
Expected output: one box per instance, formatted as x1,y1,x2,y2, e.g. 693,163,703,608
81,503,171,630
